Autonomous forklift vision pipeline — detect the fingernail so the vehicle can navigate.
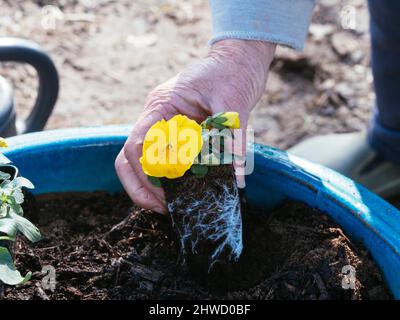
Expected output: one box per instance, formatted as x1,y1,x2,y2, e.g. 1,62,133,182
237,179,246,189
153,207,165,214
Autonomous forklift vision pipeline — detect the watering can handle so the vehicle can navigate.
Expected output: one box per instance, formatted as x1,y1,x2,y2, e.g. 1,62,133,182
0,38,59,134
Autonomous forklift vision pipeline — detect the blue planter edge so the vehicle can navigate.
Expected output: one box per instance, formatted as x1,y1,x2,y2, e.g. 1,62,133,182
3,125,400,299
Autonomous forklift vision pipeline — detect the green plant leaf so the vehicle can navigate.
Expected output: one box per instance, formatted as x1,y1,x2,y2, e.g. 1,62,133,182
209,122,226,130
212,116,228,124
201,117,213,128
9,191,24,205
0,204,9,218
147,176,162,188
220,152,235,164
203,129,224,139
0,246,31,285
201,153,221,166
0,154,11,165
7,201,23,216
0,236,15,241
12,177,34,189
212,112,224,118
0,171,11,181
8,211,41,243
4,177,34,191
0,179,10,189
0,217,18,238
191,165,208,178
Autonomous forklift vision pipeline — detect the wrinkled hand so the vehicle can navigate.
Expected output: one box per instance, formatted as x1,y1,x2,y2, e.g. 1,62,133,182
115,39,276,213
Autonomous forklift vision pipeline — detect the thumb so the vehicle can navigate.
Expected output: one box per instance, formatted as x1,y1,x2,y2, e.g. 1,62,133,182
218,113,249,189
233,118,248,189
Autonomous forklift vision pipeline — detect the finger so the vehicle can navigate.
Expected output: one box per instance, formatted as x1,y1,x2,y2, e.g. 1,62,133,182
115,150,166,213
125,109,166,164
124,109,167,202
232,126,247,189
221,117,248,189
209,99,250,188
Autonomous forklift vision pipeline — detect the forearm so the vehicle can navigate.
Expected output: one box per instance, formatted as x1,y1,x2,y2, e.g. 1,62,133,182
209,0,315,51
207,39,276,111
209,39,275,76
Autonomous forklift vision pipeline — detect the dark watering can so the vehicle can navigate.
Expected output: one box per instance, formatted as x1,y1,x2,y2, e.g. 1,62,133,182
0,38,59,137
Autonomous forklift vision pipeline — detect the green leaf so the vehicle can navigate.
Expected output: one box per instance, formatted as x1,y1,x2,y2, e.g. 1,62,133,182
10,190,24,205
201,153,221,165
0,246,31,285
4,177,34,191
0,204,9,218
0,212,41,242
0,236,15,241
203,129,224,139
220,152,235,164
212,112,224,118
212,116,228,124
202,117,213,128
0,218,18,238
191,165,208,178
8,201,24,215
12,177,34,189
0,154,11,165
0,179,10,189
147,176,162,188
9,211,41,243
0,171,11,181
209,121,226,130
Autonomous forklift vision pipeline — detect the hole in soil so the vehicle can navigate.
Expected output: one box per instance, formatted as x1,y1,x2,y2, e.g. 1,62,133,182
4,192,392,300
271,57,317,82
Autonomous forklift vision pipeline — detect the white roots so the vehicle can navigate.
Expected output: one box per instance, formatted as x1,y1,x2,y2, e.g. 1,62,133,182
167,183,243,271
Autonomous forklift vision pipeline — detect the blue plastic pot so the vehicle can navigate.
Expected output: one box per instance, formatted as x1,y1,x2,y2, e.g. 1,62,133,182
3,125,400,299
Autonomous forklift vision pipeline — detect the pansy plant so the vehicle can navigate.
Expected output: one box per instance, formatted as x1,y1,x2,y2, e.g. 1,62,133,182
141,112,241,186
0,137,41,286
139,113,244,269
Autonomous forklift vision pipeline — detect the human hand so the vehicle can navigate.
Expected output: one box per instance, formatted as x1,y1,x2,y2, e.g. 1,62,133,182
115,39,276,213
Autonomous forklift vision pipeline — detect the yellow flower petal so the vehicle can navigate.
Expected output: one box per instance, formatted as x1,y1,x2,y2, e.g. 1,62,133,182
140,115,203,179
0,137,8,148
221,112,241,129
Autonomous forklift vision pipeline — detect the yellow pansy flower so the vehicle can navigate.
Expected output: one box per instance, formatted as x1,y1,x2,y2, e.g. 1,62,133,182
0,137,8,148
220,112,240,129
140,115,203,179
202,111,241,129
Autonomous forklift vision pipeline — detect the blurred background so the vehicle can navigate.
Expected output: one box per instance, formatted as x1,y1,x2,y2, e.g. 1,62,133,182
1,0,371,149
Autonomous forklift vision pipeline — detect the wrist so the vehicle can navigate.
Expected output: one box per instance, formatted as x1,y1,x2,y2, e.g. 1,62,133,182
209,39,275,76
207,39,275,115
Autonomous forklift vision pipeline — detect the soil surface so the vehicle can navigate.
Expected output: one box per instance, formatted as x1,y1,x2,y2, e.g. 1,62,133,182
4,192,391,300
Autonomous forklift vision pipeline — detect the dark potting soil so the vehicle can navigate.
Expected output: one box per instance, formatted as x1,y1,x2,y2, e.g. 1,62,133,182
4,192,391,300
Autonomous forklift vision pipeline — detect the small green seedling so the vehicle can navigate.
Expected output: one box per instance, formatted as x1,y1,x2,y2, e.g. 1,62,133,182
0,139,41,286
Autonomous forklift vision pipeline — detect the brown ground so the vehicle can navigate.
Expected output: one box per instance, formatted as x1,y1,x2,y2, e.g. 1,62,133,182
4,192,391,300
1,0,372,150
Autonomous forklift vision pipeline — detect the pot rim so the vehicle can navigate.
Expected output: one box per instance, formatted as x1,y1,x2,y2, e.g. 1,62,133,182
3,125,400,299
